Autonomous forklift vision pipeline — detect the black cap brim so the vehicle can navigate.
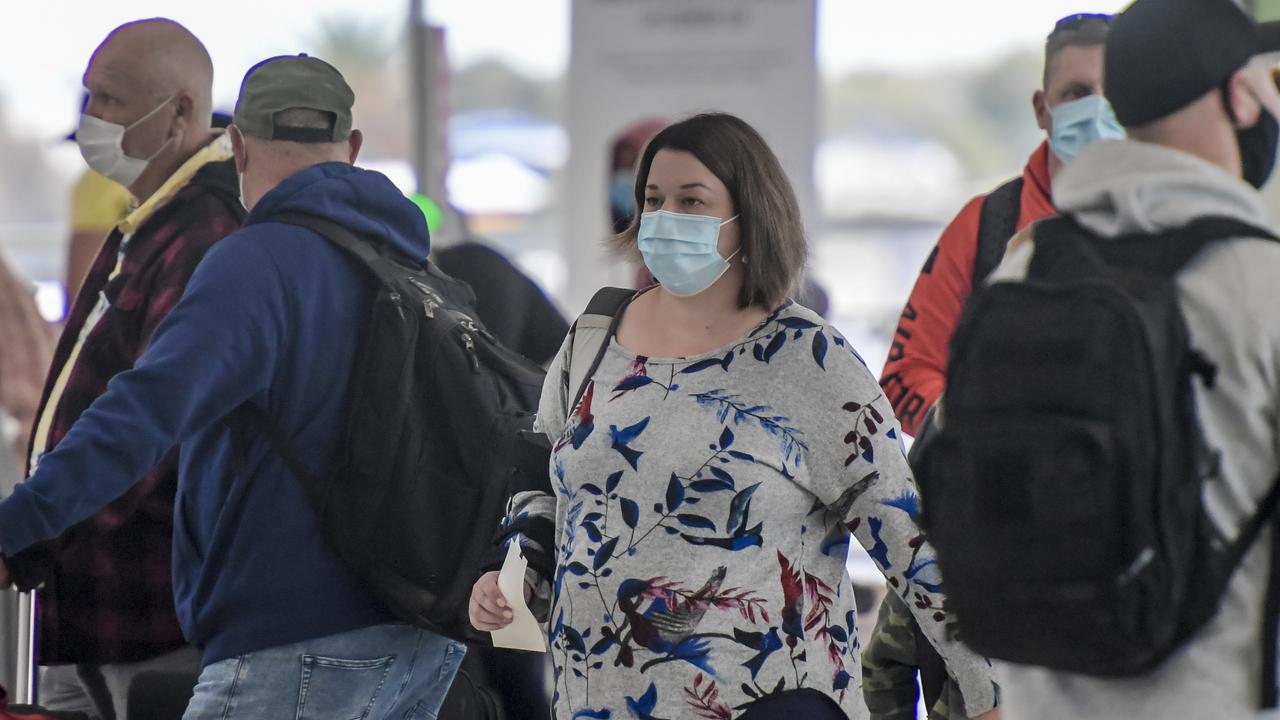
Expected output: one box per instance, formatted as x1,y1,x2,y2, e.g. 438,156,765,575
1259,21,1280,54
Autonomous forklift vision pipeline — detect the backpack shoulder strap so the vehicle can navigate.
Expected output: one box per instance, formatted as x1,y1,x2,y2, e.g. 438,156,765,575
1030,214,1280,280
973,177,1025,283
566,287,635,420
270,211,413,286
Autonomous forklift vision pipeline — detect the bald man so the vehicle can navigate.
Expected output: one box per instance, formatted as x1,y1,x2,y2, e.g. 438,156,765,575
0,54,463,719
7,18,244,720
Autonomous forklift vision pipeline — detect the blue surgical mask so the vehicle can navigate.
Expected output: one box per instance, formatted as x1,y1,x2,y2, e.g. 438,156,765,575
1048,94,1125,164
610,170,636,220
638,210,740,297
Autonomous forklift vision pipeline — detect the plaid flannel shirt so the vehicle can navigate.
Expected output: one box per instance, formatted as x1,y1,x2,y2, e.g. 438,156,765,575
10,138,243,664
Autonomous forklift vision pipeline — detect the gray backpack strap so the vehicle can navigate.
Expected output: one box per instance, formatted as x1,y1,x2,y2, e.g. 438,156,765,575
566,287,634,421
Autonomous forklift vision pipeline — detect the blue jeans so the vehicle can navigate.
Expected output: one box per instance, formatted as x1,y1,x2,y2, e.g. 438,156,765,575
182,623,465,720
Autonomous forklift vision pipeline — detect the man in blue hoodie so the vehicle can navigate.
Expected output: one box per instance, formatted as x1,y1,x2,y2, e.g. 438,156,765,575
0,55,465,718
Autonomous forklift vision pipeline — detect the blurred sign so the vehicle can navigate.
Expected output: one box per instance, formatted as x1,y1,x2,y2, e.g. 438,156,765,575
563,0,818,309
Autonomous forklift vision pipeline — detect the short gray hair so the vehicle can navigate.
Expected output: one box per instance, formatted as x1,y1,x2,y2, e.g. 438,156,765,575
272,107,335,132
1045,15,1111,84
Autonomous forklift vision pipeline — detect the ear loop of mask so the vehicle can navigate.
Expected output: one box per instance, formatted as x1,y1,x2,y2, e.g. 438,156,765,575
127,95,180,161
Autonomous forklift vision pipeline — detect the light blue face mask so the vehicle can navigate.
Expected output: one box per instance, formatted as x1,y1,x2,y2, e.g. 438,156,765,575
610,170,636,219
637,210,740,297
1049,94,1125,164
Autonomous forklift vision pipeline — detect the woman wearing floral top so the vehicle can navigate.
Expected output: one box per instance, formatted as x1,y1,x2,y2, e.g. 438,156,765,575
470,113,999,720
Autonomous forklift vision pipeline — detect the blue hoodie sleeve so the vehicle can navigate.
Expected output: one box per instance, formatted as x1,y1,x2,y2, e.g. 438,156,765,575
0,235,284,555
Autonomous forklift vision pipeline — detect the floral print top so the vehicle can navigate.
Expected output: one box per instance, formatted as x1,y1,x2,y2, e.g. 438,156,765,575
509,299,995,719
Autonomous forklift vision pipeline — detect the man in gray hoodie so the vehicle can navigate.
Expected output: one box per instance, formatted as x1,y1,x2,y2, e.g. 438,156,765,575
991,0,1280,717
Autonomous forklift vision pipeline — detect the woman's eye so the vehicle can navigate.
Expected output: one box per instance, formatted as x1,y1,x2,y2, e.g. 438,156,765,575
644,197,661,207
681,197,704,207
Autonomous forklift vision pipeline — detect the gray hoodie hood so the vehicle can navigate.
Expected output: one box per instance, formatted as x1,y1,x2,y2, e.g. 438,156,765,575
1052,138,1272,237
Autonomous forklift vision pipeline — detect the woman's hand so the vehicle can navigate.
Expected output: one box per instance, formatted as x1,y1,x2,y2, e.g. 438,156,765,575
469,571,515,631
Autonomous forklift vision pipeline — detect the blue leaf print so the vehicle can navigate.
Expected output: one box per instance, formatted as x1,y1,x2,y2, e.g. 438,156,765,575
680,357,724,374
752,343,766,362
666,473,685,511
718,426,735,450
762,332,786,362
581,483,604,496
590,634,617,655
551,608,565,640
880,489,921,518
834,670,853,691
691,461,742,489
728,450,755,462
605,470,623,494
727,483,762,535
613,375,655,393
690,479,734,493
583,522,603,542
906,556,943,594
721,349,734,370
595,537,619,570
812,331,829,369
676,514,717,531
564,625,587,653
566,562,591,576
620,498,640,528
779,317,819,330
681,524,763,551
708,466,734,482
609,417,650,471
737,627,783,679
625,683,658,718
829,625,849,644
867,517,891,570
572,709,612,720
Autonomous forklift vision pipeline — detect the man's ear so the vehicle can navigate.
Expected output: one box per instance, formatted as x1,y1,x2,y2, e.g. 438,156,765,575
1227,69,1264,129
229,125,248,174
347,129,364,164
1033,89,1051,132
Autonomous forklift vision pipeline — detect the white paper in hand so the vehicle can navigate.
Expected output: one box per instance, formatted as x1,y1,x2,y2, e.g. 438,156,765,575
490,541,547,652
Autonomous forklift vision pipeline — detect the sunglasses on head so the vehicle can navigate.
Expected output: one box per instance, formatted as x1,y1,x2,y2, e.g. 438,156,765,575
1053,12,1113,32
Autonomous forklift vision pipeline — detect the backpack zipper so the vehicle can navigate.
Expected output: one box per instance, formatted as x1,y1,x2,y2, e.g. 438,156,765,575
459,329,480,373
406,277,444,319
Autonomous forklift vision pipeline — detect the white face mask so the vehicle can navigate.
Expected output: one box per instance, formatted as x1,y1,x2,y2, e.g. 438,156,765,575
76,96,176,187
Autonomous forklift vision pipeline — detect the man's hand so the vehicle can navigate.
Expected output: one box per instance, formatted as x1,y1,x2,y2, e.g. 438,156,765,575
469,571,514,632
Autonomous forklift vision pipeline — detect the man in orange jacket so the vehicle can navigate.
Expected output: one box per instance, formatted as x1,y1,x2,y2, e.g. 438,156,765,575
881,13,1124,439
866,14,1124,720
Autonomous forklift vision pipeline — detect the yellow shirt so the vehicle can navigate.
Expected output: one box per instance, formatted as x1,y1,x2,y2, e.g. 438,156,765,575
69,170,132,233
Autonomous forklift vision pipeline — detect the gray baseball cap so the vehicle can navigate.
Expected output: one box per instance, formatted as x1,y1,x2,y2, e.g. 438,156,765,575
233,54,354,143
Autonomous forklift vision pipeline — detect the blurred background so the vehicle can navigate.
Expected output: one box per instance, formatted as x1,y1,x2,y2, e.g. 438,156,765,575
6,0,1280,648
1,0,1164,379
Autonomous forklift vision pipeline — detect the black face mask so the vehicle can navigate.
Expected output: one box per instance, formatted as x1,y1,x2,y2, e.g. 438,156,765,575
1238,110,1279,189
1224,78,1280,188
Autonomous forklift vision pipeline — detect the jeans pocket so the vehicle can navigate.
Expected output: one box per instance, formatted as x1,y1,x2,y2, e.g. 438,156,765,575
297,653,396,720
402,640,467,720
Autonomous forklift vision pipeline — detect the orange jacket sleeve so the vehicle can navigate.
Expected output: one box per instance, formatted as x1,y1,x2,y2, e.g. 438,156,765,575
880,195,984,436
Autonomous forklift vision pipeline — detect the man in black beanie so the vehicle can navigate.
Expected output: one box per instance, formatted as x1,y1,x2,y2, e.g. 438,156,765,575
992,0,1280,717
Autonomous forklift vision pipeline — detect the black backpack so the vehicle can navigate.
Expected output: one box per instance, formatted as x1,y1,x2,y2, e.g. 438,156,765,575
973,176,1024,285
239,212,549,644
917,214,1280,676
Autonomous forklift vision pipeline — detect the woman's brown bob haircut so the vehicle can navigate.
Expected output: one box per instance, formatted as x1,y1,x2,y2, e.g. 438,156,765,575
614,112,808,310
